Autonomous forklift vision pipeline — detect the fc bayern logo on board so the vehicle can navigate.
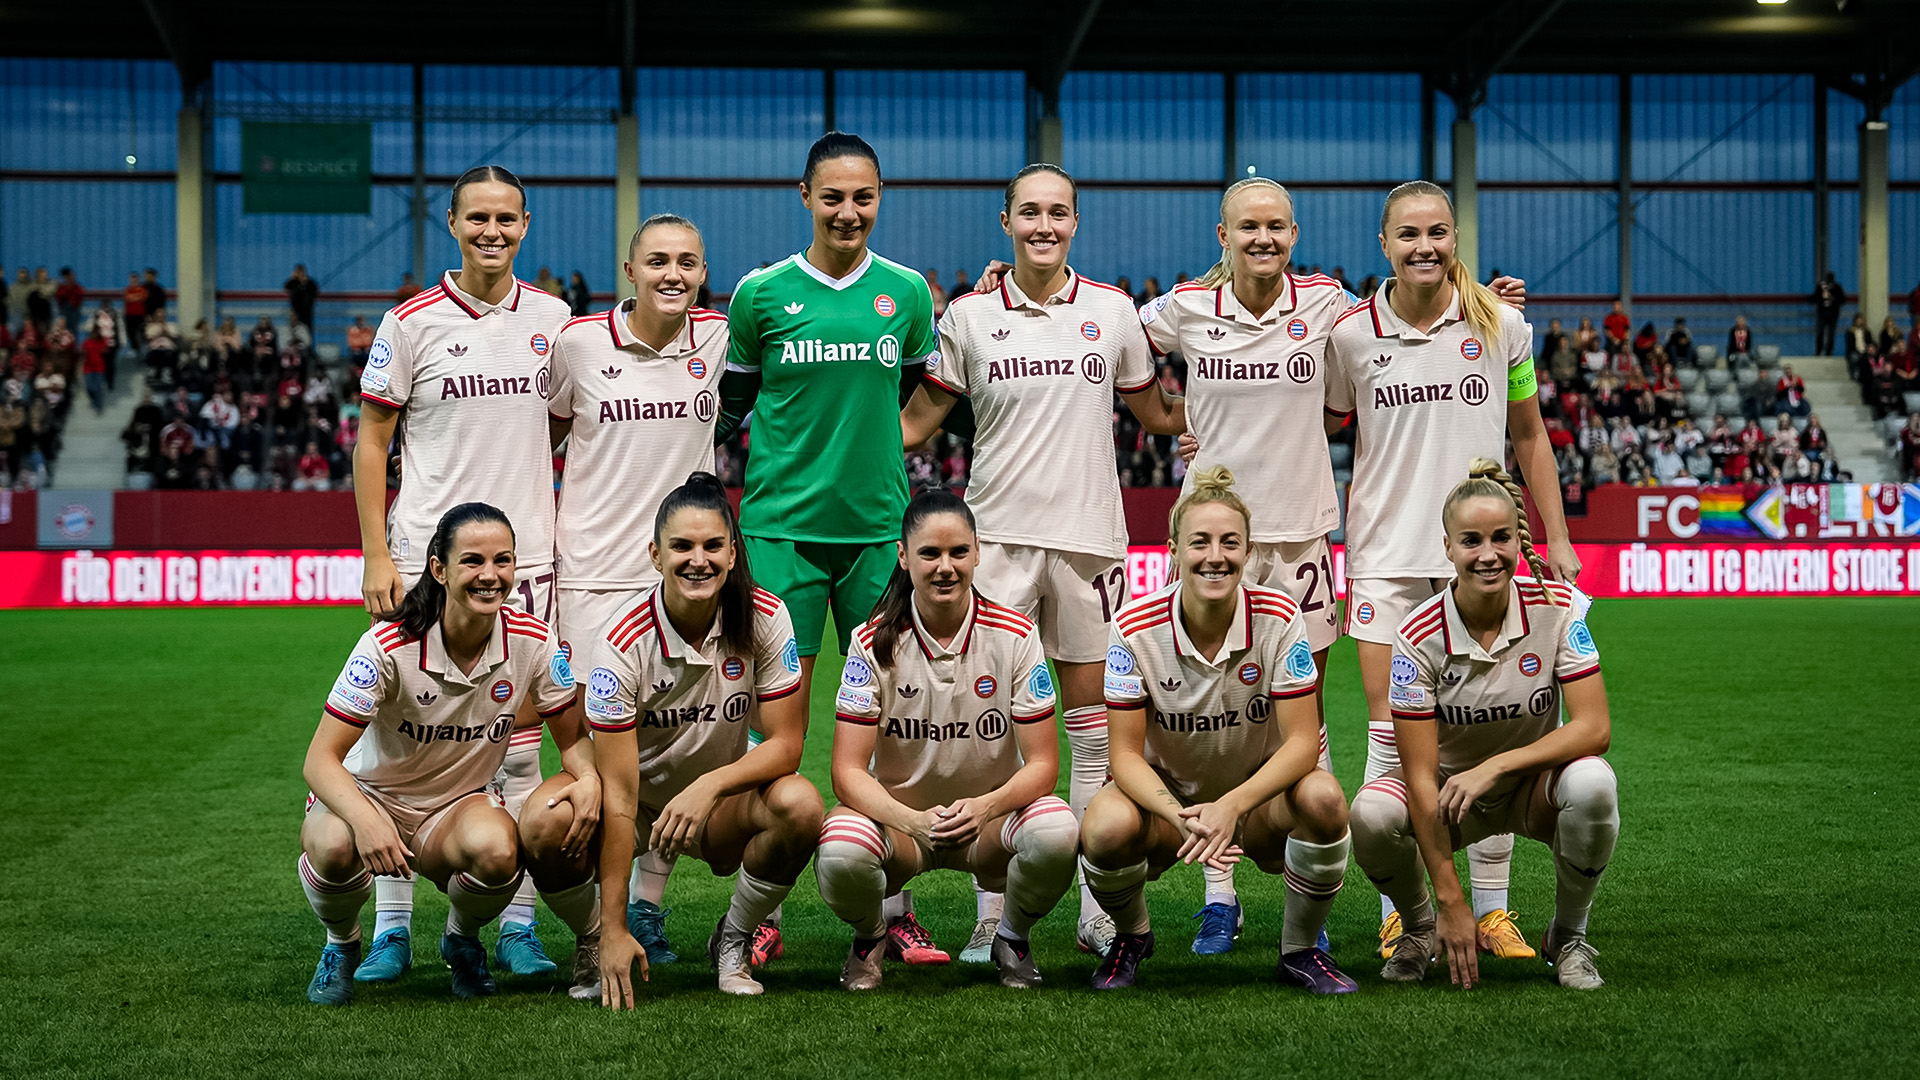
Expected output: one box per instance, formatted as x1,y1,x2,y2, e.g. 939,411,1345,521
687,356,707,379
1355,601,1375,624
722,656,745,681
1080,321,1101,341
975,674,997,698
1518,653,1542,677
1287,318,1308,340
491,679,514,702
529,333,550,356
1460,372,1490,406
874,294,895,317
1238,662,1262,686
1461,337,1483,361
56,504,95,540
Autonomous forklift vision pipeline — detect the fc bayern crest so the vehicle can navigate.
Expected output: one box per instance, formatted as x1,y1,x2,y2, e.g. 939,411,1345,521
1460,337,1483,361
722,656,745,680
1518,653,1542,677
1287,318,1308,340
1238,662,1262,686
1355,601,1375,624
490,679,514,702
974,674,997,698
529,333,551,356
874,294,895,317
1080,321,1100,341
687,356,707,379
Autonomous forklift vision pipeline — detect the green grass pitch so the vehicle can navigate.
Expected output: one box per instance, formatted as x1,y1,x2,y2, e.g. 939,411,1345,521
4,598,1916,1078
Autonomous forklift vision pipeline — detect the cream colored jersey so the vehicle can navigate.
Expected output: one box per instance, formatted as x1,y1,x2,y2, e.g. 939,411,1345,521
323,608,576,832
361,273,570,575
834,591,1057,811
581,585,802,808
1103,581,1319,804
549,302,727,589
1388,578,1600,780
1324,282,1533,578
928,269,1155,558
1140,274,1349,542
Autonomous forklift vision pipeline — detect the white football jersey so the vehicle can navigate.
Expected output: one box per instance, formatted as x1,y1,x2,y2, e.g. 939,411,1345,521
549,302,728,589
361,273,570,575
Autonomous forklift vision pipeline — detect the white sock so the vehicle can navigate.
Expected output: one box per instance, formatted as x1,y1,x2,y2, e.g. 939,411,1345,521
1350,778,1432,928
299,854,371,946
996,797,1077,940
1468,834,1514,919
725,870,794,937
1550,758,1619,935
373,876,414,935
975,883,1004,923
1362,721,1400,782
765,902,783,928
817,816,888,939
1080,855,1150,935
1063,705,1109,921
1281,833,1349,954
446,870,522,938
1203,864,1238,907
630,850,675,905
882,888,911,923
501,901,537,928
541,878,601,938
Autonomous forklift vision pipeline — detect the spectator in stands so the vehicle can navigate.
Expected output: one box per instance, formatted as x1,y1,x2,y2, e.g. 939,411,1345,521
1900,413,1920,480
33,357,66,413
1864,347,1898,418
1727,316,1754,364
924,269,948,318
122,273,147,352
1845,312,1873,372
146,317,179,385
1814,272,1845,356
143,269,167,320
0,397,20,480
228,449,260,491
26,268,54,331
200,388,239,452
565,271,592,317
81,330,110,414
154,443,190,489
395,272,421,303
1738,417,1768,461
1782,449,1815,482
1775,364,1809,418
951,268,972,298
305,366,336,410
187,318,216,363
285,265,319,332
55,269,84,337
1329,266,1352,294
294,441,332,491
1589,442,1621,486
346,316,374,366
122,390,163,476
1136,277,1162,306
533,266,563,296
1633,322,1659,366
1604,300,1630,350
1554,442,1584,489
249,317,277,368
1769,414,1799,467
5,269,26,334
1581,332,1610,377
1879,316,1905,359
192,447,224,491
1665,318,1694,366
1891,337,1918,400
1620,447,1653,486
1684,442,1714,483
1650,438,1685,484
1540,318,1568,360
1800,414,1829,462
1115,275,1132,300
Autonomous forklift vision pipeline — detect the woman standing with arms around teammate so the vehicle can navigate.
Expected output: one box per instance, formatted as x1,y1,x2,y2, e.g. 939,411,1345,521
1350,459,1616,990
1084,468,1355,993
1325,180,1577,961
586,475,823,1004
899,164,1184,958
816,488,1079,990
546,213,730,968
351,166,576,984
298,503,600,1005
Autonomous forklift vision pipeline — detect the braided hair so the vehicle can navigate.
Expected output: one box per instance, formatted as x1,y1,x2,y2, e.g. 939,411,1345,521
1442,457,1561,604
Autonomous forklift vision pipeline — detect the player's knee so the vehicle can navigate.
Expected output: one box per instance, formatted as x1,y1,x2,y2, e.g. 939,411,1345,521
1007,796,1078,860
302,818,359,875
765,775,826,841
464,824,522,883
517,798,573,857
1078,793,1143,866
1291,770,1349,839
1349,780,1412,845
815,815,885,878
1556,757,1618,820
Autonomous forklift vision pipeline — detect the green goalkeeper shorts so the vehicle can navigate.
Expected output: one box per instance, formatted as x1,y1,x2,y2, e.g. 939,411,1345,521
743,536,896,657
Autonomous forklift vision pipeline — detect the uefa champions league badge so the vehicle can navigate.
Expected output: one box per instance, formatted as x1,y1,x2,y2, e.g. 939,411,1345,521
588,667,620,700
1390,654,1418,685
1106,645,1135,675
843,656,874,687
1286,640,1315,680
367,339,392,369
345,655,379,688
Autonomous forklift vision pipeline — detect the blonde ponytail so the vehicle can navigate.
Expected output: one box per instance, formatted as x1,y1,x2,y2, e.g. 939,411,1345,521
1380,180,1502,350
1443,456,1560,603
1169,465,1251,548
1197,177,1295,290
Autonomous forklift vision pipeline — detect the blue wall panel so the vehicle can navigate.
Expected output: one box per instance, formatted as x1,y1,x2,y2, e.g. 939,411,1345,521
1825,91,1864,183
211,62,414,175
860,187,1009,284
1483,190,1619,296
0,59,180,172
638,187,811,299
834,71,1024,180
638,70,823,179
1632,75,1812,182
1287,188,1395,283
424,66,617,177
1633,191,1812,295
1893,192,1919,303
1069,189,1221,287
1888,81,1920,183
1480,75,1617,182
1827,189,1858,292
1235,74,1424,182
0,180,175,291
514,184,615,291
1061,73,1223,181
214,183,412,294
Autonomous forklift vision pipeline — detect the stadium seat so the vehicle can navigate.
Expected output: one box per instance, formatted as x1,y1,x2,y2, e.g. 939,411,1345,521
1678,368,1703,392
1705,368,1732,392
1686,391,1714,418
1695,345,1719,365
1757,344,1781,363
1330,443,1353,470
1735,367,1758,388
124,470,153,490
317,343,342,363
1714,390,1743,417
1904,391,1920,414
1792,416,1809,433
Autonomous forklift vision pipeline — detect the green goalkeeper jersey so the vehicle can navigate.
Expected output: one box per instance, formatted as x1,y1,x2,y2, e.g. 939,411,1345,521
724,250,938,543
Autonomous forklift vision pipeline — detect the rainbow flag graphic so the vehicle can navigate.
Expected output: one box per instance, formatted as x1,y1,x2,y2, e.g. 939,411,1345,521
1697,487,1751,535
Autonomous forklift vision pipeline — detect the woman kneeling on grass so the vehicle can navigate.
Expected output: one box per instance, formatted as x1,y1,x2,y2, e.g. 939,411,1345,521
1350,458,1618,990
1082,466,1355,993
587,473,823,1006
816,486,1079,990
299,502,601,1005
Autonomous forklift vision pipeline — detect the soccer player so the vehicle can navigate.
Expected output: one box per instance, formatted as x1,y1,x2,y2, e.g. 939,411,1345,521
898,163,1184,960
816,487,1078,990
1350,458,1616,990
546,213,729,967
350,165,575,984
298,503,597,1005
1084,468,1355,993
1324,180,1577,960
586,474,824,1003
